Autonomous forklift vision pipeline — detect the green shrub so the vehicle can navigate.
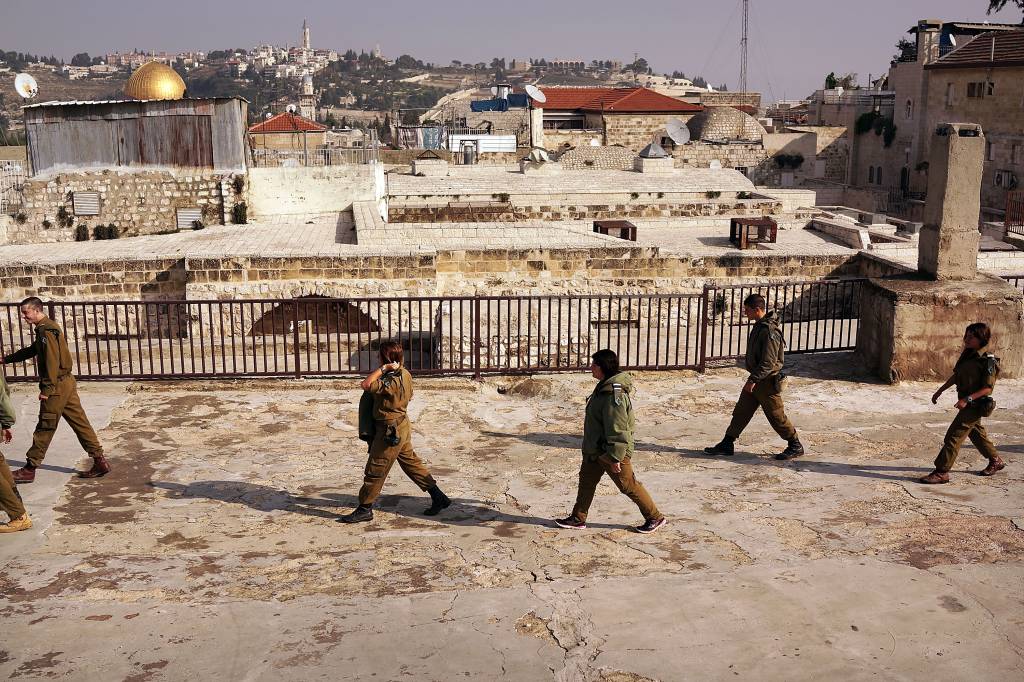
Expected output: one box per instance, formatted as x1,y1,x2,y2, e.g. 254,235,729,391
854,111,881,135
14,212,27,224
191,219,205,230
92,224,105,240
705,190,721,199
231,175,245,195
56,205,74,229
630,192,640,200
74,224,89,241
42,219,53,229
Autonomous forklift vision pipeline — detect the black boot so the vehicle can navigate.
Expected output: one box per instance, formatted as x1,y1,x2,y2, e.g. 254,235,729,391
423,485,451,516
338,505,373,524
776,439,805,461
704,436,735,456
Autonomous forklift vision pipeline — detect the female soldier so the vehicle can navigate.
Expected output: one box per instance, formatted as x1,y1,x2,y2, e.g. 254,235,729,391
555,349,667,533
921,322,1006,484
339,341,451,523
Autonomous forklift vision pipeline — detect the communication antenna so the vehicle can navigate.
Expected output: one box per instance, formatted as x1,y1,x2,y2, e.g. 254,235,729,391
739,0,749,93
524,84,547,104
14,73,38,99
666,117,690,145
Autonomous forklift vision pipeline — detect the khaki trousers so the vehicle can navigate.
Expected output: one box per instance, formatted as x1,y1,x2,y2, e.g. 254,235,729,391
357,419,436,506
934,404,998,472
725,375,797,442
571,455,662,523
0,452,27,520
26,375,103,468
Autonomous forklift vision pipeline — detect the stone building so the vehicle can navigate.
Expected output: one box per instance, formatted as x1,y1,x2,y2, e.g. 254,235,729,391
248,112,328,151
537,87,702,152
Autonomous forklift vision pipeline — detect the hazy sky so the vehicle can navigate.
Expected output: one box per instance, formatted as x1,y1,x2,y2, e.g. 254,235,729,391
1,0,1020,100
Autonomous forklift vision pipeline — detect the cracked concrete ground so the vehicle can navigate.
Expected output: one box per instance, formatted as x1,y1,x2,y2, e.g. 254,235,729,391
1,353,1022,681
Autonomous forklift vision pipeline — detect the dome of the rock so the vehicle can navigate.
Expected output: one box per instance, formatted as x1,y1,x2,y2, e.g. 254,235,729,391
124,61,186,100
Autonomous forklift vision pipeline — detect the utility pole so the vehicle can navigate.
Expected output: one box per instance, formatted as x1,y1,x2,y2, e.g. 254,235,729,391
740,0,749,93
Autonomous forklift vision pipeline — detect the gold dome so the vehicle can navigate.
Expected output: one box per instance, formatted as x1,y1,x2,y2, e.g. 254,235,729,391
124,61,186,101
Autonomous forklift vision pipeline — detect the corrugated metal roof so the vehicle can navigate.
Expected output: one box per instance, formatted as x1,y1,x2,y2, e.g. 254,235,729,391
248,111,326,133
22,96,248,109
926,29,1024,69
538,87,702,114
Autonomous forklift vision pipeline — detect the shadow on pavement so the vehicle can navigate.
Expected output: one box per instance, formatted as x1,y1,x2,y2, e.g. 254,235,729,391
148,479,628,530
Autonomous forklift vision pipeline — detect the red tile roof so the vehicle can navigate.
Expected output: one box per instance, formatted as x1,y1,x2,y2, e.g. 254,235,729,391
248,112,327,133
538,87,702,114
926,29,1024,69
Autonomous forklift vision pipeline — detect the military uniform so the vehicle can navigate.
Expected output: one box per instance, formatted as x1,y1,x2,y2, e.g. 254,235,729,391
356,367,437,507
3,316,106,475
725,309,798,442
934,349,1000,472
570,372,663,523
0,371,27,524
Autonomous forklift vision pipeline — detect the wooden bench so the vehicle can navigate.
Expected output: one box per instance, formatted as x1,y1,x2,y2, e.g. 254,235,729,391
729,217,777,249
593,219,637,241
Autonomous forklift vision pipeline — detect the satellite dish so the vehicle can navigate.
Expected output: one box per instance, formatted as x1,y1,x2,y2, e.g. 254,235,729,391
709,159,722,169
265,112,273,119
286,104,297,113
524,84,546,103
14,73,38,99
490,86,498,96
666,117,690,145
589,138,600,147
949,35,957,47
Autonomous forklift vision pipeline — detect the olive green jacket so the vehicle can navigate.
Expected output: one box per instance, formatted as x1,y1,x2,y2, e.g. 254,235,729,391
0,372,15,430
952,348,999,400
745,310,784,383
3,316,74,397
582,371,635,462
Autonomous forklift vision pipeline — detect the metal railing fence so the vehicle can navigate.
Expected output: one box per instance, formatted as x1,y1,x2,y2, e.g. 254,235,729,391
0,281,866,382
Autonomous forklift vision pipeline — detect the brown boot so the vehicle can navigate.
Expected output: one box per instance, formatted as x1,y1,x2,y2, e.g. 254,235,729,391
0,513,32,533
979,458,1006,477
79,455,110,479
11,466,36,484
919,470,950,484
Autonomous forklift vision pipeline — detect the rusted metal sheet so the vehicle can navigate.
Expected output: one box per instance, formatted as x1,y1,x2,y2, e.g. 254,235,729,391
25,98,245,175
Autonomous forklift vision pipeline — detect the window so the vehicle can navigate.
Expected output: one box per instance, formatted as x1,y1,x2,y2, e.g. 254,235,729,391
905,99,913,119
945,83,954,107
876,166,883,185
868,166,874,184
995,170,1019,189
987,81,996,97
967,81,995,99
1013,144,1022,166
986,141,996,162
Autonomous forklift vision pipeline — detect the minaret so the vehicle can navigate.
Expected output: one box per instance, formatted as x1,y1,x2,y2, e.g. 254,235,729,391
302,19,311,50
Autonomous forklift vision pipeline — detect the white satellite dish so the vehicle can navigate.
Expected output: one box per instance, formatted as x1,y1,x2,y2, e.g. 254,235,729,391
286,104,297,113
709,159,722,169
524,83,546,104
589,138,600,147
666,117,690,145
265,112,273,119
949,35,957,47
490,86,498,96
14,73,38,99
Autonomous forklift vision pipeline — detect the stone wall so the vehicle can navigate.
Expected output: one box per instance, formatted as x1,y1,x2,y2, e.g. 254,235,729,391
246,164,385,218
543,129,602,151
558,146,637,171
672,142,767,173
595,113,697,151
9,170,242,244
0,248,876,302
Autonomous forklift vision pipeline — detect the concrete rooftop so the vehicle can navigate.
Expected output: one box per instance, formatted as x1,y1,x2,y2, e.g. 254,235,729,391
1,354,1022,680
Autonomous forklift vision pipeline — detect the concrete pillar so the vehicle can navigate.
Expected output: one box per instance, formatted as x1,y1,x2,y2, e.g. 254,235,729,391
529,108,544,149
916,123,983,281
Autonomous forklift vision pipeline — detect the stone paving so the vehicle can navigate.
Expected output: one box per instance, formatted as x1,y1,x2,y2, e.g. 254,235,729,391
1,354,1022,681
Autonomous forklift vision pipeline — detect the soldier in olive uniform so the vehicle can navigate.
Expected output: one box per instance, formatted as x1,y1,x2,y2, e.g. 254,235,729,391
921,322,1006,484
1,297,109,483
705,293,804,460
339,340,451,523
555,349,667,534
0,367,31,533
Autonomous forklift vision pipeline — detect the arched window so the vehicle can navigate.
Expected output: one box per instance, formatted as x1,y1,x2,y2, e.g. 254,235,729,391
876,166,883,185
868,166,875,183
905,99,913,119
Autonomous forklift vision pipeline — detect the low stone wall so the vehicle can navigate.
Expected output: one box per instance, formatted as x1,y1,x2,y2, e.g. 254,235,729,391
558,146,637,171
543,129,603,151
0,247,871,302
673,142,767,172
9,170,243,244
247,164,384,218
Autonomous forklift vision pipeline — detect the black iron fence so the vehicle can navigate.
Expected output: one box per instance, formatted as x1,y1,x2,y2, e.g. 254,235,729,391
1003,274,1024,294
0,280,866,382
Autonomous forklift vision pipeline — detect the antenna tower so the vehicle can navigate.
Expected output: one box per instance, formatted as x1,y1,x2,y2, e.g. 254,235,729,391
739,0,749,93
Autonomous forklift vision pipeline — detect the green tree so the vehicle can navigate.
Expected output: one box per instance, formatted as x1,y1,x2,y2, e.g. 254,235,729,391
825,72,837,88
893,38,915,62
628,56,649,74
987,0,1024,13
70,52,92,66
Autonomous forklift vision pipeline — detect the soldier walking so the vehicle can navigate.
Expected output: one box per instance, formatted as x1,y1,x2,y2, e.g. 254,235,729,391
555,349,667,533
0,367,31,533
704,293,804,460
339,340,451,523
1,297,109,483
920,323,1006,484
